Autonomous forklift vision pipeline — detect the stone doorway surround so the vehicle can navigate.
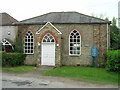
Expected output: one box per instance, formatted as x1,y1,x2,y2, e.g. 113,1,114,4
36,22,62,66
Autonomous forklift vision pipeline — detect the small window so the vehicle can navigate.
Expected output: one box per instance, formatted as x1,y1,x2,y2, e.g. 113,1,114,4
69,30,81,55
24,31,34,54
42,33,55,43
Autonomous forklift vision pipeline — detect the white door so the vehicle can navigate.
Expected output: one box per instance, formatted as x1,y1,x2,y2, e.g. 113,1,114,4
41,33,55,66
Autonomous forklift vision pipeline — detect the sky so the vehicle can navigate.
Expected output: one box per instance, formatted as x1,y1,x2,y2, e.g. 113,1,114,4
0,0,119,22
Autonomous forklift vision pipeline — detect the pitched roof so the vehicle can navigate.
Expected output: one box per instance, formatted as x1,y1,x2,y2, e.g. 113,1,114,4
0,13,18,26
14,12,110,25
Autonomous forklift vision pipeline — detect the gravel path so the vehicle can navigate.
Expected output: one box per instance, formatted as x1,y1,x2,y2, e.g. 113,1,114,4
2,67,119,88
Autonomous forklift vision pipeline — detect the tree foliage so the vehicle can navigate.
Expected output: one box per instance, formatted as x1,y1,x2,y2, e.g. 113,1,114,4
1,52,26,67
14,35,23,53
110,17,120,50
105,50,120,72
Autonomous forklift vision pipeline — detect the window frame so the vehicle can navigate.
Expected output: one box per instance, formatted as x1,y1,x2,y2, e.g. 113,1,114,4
24,31,34,54
42,33,55,44
69,29,81,56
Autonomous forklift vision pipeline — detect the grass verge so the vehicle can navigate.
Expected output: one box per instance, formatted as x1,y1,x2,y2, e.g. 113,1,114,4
42,66,119,85
2,65,36,73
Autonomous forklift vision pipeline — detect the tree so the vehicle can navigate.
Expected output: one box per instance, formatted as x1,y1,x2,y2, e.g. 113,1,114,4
14,35,23,53
104,17,109,22
110,17,120,50
111,17,117,26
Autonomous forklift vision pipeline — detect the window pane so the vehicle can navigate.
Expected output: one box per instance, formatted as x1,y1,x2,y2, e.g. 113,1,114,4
77,39,80,42
25,43,27,46
43,39,46,42
30,33,32,36
25,50,27,53
31,43,33,46
77,51,80,54
70,51,73,54
44,36,48,39
70,39,73,42
28,39,30,42
31,36,33,38
77,47,80,50
49,36,53,39
71,33,74,36
77,36,80,38
24,31,34,54
70,43,74,46
70,47,73,50
74,35,76,38
69,30,81,55
70,36,72,38
51,39,54,42
28,50,30,53
31,39,33,42
25,39,27,42
76,33,79,36
43,33,55,42
28,43,30,45
74,50,76,54
28,36,30,38
31,50,33,53
47,33,50,36
47,38,50,42
73,30,77,33
74,39,76,42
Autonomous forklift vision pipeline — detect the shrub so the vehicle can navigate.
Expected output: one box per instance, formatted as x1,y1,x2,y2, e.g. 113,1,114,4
14,35,23,53
1,52,26,67
105,50,120,72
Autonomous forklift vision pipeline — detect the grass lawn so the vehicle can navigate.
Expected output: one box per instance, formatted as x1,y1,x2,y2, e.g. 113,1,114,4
2,65,36,73
42,66,119,84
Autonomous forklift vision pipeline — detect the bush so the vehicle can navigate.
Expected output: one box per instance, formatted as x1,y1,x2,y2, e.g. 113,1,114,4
14,35,23,53
105,50,120,72
1,52,26,67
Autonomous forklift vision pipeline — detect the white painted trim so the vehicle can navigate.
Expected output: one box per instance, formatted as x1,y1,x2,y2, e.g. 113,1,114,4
69,29,81,56
24,31,34,54
1,39,14,50
36,22,62,34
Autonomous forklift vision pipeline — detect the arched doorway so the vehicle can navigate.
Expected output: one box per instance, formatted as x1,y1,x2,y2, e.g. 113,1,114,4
41,33,55,66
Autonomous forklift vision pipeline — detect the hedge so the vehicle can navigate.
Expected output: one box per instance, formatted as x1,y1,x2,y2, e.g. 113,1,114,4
105,50,120,72
1,52,26,67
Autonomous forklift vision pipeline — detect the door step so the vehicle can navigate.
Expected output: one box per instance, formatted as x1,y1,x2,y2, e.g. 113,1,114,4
36,65,55,72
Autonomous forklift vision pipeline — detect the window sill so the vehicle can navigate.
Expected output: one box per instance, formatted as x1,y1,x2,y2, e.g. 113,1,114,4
24,53,34,55
69,54,81,57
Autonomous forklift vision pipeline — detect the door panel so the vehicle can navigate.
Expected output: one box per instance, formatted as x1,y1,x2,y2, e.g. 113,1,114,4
41,43,55,66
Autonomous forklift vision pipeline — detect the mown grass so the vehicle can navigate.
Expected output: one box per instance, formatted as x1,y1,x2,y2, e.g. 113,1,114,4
42,66,119,84
2,65,36,73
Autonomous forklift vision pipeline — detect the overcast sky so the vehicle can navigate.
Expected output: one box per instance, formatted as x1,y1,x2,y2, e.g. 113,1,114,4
0,0,119,22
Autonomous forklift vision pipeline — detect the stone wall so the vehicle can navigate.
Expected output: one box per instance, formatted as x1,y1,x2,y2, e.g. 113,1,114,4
18,23,109,66
1,26,18,42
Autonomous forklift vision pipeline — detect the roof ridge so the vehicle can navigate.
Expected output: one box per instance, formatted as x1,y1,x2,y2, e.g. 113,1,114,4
18,11,79,22
6,13,18,22
0,12,18,25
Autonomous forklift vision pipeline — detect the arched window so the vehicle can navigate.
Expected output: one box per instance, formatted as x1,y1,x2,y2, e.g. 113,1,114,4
24,31,34,54
42,33,55,43
69,30,81,55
